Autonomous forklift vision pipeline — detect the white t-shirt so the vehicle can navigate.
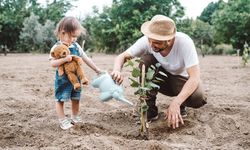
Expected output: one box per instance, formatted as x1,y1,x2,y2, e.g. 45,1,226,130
126,32,199,77
49,41,88,60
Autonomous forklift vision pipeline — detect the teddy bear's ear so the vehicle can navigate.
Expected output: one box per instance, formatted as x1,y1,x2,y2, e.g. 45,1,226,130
51,52,56,58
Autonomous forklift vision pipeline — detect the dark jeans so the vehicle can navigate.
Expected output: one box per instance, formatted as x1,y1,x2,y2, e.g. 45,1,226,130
139,54,207,116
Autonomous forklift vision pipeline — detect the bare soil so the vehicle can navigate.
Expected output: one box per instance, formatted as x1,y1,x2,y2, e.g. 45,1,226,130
0,54,249,149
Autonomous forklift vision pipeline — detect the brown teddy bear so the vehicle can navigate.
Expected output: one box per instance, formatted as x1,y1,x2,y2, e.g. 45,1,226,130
51,44,89,90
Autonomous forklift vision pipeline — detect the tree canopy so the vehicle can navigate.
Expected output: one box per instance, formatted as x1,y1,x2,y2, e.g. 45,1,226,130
0,0,249,55
0,0,74,52
83,0,184,53
212,0,250,52
198,0,223,25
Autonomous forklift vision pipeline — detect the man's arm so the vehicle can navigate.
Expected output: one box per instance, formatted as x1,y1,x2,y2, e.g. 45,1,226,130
111,51,133,84
166,65,200,129
111,36,149,84
175,65,200,105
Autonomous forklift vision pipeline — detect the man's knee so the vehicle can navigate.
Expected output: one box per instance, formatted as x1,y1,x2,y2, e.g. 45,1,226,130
185,87,207,108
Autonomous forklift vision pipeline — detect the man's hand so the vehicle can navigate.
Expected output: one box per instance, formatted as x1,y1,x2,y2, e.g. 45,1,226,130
111,70,123,84
165,101,184,129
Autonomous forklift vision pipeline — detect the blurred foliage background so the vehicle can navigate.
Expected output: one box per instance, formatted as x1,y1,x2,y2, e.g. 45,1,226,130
0,0,249,56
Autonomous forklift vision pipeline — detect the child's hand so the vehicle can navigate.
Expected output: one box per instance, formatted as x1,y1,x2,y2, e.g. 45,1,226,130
72,55,83,65
64,55,72,62
81,77,89,85
96,69,106,75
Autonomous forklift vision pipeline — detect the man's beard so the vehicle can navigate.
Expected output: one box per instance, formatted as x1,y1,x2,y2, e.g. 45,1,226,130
152,43,168,52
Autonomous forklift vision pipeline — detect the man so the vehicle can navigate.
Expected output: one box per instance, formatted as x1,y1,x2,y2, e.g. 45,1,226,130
111,14,207,129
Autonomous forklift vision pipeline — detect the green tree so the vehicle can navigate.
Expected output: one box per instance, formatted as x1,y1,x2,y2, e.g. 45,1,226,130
19,13,56,53
38,0,75,24
0,0,31,50
40,20,56,53
191,19,214,55
177,18,214,56
84,0,184,53
83,6,115,52
198,0,223,25
0,0,74,52
19,13,42,52
176,18,194,36
212,0,250,54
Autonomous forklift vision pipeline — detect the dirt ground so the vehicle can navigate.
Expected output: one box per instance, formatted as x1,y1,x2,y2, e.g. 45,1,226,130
0,53,249,150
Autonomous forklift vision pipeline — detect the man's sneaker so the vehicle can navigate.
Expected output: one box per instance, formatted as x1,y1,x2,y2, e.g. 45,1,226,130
147,114,159,123
180,106,188,118
147,106,159,123
59,118,74,130
71,115,82,124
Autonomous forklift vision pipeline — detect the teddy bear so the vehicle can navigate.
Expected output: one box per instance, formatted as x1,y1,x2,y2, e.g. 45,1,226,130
50,44,89,90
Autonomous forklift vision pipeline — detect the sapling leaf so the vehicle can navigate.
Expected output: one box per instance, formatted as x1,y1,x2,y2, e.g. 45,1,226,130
135,88,147,96
155,63,161,68
134,89,141,95
147,81,160,89
132,68,141,77
146,68,154,80
152,79,161,83
139,87,151,91
144,83,153,90
135,58,143,63
130,81,140,87
124,60,134,67
141,103,149,112
126,58,167,98
155,77,164,82
159,71,168,77
129,77,140,87
150,64,156,70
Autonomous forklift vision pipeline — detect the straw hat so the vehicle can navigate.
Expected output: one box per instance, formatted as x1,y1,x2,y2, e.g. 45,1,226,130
141,15,176,41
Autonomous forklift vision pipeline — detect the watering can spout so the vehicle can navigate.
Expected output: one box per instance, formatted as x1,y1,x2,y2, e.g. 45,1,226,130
112,91,133,105
117,97,133,106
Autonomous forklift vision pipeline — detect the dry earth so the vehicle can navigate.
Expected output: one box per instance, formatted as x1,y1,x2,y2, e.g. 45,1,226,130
0,53,249,149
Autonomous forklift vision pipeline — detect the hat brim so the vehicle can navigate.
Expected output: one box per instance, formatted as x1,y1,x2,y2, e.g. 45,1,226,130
141,21,176,41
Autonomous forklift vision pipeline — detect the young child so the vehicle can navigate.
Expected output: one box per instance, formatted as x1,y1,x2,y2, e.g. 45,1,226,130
49,16,102,130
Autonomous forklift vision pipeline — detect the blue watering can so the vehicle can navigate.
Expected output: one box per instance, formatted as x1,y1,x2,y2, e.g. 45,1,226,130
91,72,133,105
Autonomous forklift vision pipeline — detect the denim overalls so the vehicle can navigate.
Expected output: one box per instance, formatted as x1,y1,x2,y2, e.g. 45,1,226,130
54,42,82,102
